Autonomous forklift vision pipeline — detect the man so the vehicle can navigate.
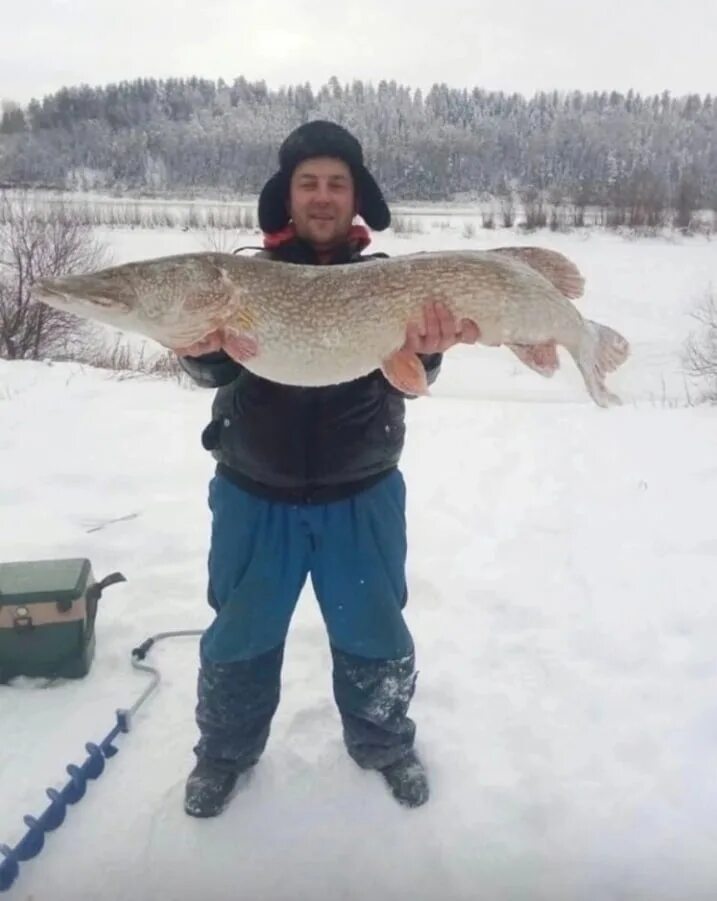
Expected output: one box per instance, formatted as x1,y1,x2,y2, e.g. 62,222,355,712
176,120,479,817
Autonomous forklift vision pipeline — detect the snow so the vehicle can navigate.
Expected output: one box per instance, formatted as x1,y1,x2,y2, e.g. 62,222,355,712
1,218,717,900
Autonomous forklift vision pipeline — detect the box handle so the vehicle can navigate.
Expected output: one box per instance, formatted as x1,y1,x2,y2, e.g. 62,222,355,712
85,572,127,604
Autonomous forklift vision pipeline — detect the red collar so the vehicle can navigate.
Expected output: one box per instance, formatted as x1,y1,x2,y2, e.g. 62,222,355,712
262,222,372,252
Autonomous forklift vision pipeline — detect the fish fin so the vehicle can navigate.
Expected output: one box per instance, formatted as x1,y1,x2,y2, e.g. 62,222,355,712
381,349,430,396
507,342,559,378
569,320,630,407
222,328,258,363
587,320,630,374
490,247,585,299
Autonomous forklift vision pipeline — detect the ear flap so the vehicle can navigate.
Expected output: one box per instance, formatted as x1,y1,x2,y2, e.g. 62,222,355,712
258,171,291,233
356,168,391,231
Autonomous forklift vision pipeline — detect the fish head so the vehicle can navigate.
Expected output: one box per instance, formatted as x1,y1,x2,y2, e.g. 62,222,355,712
33,270,137,330
32,255,235,347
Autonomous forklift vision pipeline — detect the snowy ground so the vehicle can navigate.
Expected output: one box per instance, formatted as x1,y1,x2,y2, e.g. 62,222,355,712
1,218,717,900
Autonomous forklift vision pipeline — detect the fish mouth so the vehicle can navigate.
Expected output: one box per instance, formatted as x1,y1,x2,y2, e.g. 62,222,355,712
33,279,72,308
35,278,65,297
34,277,127,311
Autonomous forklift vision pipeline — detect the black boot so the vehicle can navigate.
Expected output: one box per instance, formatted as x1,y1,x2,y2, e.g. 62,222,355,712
380,751,430,808
184,758,249,818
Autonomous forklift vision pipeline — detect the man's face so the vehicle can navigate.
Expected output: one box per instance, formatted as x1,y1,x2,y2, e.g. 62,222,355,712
288,157,356,251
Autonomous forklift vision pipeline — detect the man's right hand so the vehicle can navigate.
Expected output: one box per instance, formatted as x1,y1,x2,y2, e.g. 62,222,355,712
172,328,258,363
173,329,224,357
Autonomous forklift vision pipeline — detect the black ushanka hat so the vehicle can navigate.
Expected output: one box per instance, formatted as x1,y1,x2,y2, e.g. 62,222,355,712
258,120,391,233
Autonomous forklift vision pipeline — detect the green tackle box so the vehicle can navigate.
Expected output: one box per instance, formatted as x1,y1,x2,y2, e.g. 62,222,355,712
0,558,126,682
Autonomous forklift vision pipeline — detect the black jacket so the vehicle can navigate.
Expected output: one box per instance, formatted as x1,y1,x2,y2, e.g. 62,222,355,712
179,238,442,503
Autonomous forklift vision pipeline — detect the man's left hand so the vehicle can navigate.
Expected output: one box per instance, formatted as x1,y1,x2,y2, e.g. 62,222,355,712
403,301,481,354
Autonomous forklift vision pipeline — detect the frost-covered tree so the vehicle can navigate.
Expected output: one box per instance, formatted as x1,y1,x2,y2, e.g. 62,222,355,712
0,77,714,218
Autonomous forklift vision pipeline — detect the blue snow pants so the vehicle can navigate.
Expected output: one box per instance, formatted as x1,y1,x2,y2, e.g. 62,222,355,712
193,469,418,771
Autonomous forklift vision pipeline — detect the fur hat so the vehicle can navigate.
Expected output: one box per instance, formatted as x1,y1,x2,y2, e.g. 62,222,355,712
258,120,391,233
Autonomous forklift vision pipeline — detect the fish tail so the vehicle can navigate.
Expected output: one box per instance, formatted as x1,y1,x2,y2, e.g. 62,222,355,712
570,320,630,407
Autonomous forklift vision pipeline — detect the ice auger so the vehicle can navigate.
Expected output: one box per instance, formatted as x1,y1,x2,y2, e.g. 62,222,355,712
0,629,203,893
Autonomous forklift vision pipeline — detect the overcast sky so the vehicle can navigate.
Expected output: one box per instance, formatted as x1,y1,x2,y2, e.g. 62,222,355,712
2,0,715,105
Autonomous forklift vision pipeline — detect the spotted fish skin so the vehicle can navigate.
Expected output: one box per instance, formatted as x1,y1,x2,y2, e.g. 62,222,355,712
34,248,629,407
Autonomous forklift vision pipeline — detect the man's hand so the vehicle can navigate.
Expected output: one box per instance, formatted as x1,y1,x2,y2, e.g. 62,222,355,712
403,301,480,354
172,329,224,357
171,327,258,363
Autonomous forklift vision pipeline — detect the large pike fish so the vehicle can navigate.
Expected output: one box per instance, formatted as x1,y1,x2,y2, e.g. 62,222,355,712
33,247,629,406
